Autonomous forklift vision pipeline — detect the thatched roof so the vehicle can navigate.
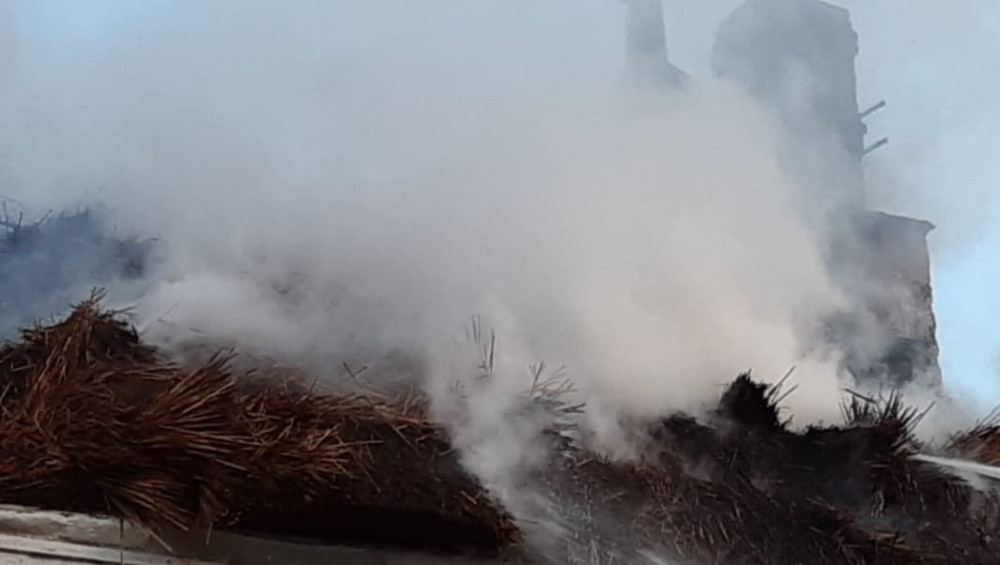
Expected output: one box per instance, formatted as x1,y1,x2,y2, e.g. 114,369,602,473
1,297,998,564
531,376,1000,564
0,293,517,555
947,415,1000,467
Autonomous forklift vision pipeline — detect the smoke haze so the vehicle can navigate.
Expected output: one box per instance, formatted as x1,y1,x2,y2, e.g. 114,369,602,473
7,2,999,561
0,0,861,430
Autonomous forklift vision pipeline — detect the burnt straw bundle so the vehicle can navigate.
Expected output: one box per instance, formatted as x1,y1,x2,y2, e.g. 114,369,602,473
532,375,1000,565
0,294,517,554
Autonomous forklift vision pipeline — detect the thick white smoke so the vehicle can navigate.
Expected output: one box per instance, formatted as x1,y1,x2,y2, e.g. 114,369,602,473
2,0,859,450
7,1,992,560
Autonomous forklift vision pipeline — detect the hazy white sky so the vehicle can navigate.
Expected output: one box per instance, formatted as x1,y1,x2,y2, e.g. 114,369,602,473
6,0,999,409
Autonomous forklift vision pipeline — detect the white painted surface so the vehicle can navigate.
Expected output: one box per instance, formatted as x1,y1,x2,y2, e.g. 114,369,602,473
0,532,218,564
0,505,498,565
8,555,69,565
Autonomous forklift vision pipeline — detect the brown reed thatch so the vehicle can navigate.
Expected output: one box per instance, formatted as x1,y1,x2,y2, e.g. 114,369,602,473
947,410,1000,467
0,293,518,554
3,296,1000,564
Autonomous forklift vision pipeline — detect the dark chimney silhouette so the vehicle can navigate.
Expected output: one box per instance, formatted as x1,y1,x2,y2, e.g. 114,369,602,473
624,0,686,88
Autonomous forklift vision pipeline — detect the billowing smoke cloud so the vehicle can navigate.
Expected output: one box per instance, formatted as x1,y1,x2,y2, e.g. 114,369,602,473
6,1,991,560
0,0,855,430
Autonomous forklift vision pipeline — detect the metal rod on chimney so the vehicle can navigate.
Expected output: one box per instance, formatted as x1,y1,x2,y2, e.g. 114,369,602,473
863,137,890,156
860,100,887,119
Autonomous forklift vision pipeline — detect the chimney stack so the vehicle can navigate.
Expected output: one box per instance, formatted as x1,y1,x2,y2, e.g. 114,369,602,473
624,0,685,87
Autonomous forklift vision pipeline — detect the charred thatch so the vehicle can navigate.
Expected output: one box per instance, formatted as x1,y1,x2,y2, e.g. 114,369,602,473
0,294,517,554
529,372,1000,565
535,434,923,564
716,371,788,434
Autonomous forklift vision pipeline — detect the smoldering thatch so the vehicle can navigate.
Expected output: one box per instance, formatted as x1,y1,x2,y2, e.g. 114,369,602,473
0,293,518,554
530,374,1000,565
0,298,999,564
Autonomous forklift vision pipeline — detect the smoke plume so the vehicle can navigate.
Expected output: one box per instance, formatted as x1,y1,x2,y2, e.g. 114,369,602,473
7,1,990,560
0,0,856,429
